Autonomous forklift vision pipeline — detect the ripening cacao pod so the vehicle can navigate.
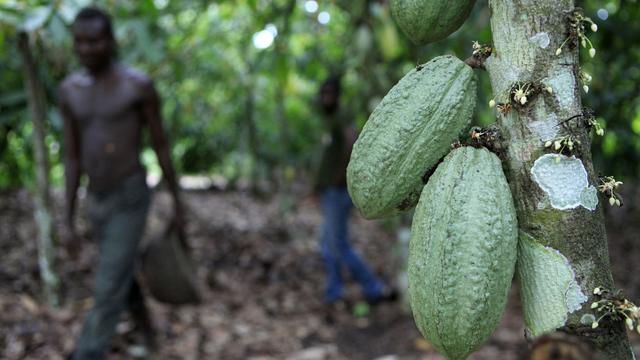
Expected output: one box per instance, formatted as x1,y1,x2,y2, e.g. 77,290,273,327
408,146,518,360
347,55,476,219
390,0,477,45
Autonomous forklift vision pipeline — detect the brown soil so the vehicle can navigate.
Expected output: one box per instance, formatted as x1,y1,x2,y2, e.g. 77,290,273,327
1,184,639,359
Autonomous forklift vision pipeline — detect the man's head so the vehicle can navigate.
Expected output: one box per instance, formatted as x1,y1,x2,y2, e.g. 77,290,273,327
72,7,115,72
319,75,341,114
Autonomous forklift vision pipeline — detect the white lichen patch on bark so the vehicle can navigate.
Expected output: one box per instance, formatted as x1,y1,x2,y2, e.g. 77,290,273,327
517,232,588,338
545,69,577,111
531,154,598,210
580,186,599,210
564,274,588,313
528,114,559,142
529,32,551,49
485,56,523,103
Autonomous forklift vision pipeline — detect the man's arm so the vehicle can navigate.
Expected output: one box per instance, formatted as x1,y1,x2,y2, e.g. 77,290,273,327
59,84,82,257
141,79,184,227
344,124,358,155
333,124,358,187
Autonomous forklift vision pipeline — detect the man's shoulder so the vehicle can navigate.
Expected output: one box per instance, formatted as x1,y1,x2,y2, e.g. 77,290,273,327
117,64,153,87
58,71,91,104
60,70,90,91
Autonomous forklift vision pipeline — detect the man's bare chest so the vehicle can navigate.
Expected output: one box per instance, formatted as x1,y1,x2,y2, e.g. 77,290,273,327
67,79,143,125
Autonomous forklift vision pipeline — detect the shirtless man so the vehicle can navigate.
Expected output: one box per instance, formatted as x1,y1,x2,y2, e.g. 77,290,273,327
59,7,183,359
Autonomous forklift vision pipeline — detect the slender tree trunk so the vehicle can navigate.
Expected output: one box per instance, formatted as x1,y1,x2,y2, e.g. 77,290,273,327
17,32,60,307
272,1,295,191
486,1,631,358
241,59,263,194
273,0,296,159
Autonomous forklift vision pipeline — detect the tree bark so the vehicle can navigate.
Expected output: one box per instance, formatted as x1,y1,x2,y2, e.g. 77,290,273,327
485,1,631,358
17,32,60,307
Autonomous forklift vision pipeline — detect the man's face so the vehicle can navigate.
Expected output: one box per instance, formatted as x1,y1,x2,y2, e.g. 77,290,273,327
73,18,113,71
320,85,339,111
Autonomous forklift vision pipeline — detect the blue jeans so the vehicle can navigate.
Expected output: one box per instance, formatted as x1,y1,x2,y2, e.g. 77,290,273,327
320,187,383,303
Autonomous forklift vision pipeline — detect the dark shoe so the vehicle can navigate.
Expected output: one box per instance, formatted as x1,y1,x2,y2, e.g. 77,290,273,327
367,287,399,306
133,324,157,352
130,307,157,350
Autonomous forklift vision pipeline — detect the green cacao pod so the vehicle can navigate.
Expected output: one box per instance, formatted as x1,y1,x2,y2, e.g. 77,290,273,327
408,146,518,360
390,0,477,45
347,55,476,219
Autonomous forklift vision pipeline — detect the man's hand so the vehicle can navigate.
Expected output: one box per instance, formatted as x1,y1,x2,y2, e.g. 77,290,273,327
304,192,321,208
61,224,81,260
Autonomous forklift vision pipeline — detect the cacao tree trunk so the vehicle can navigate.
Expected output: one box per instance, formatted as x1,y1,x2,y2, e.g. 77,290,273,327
485,1,631,358
17,32,60,307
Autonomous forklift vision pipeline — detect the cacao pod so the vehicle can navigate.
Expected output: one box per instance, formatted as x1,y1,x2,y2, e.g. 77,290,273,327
408,146,518,360
517,232,589,338
390,0,477,45
347,55,476,219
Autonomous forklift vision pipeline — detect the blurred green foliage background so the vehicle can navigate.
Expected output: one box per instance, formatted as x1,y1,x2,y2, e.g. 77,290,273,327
0,0,638,190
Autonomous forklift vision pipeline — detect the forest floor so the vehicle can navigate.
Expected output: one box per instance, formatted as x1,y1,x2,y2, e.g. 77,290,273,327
1,182,640,360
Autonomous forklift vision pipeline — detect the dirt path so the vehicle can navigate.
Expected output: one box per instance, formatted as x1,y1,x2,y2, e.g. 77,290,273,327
1,185,638,359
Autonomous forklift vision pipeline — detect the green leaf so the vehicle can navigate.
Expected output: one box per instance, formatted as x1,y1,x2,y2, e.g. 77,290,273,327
21,6,52,32
0,5,22,28
0,91,26,107
352,302,370,318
